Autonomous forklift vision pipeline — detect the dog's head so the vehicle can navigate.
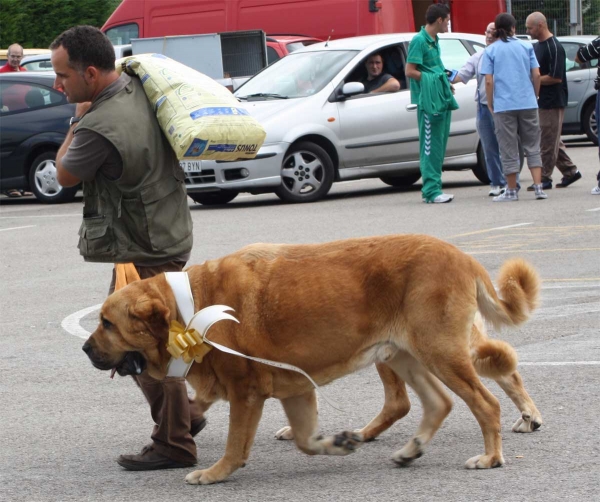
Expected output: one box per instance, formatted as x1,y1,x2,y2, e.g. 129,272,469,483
82,276,174,380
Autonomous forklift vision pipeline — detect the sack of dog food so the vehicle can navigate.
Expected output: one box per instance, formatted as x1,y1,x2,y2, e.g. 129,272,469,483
116,53,266,161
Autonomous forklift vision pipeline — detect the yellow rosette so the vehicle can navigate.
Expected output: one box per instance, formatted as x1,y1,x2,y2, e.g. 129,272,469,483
167,320,212,364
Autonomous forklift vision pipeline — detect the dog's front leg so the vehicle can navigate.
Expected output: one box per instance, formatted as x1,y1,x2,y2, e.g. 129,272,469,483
185,392,265,485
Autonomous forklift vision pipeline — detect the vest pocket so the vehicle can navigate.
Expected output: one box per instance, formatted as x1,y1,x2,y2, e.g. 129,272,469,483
78,217,116,259
141,177,192,252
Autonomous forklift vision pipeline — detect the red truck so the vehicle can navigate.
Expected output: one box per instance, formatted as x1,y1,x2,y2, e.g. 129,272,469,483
102,0,507,45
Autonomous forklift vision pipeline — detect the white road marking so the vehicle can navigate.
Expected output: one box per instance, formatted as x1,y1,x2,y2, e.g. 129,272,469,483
61,303,102,340
519,361,600,366
486,222,534,231
0,214,80,219
0,225,36,232
586,207,600,212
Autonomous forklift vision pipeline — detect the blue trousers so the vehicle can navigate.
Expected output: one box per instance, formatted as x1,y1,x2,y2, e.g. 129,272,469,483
477,103,506,187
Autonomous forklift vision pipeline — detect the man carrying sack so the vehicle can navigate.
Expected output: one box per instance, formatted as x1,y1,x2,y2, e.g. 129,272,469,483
52,25,205,471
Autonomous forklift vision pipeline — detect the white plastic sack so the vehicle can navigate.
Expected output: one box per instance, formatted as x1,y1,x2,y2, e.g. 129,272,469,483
116,53,266,161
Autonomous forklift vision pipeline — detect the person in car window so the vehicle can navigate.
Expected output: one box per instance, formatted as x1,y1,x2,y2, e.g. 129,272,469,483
575,36,600,195
526,12,582,191
453,22,506,197
406,3,458,204
361,53,400,93
51,25,205,471
481,13,547,202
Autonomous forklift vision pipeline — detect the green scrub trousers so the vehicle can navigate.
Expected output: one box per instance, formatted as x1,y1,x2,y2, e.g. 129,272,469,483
418,109,452,202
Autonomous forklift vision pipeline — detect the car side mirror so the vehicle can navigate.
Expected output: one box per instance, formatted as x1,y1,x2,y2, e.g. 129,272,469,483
342,82,365,96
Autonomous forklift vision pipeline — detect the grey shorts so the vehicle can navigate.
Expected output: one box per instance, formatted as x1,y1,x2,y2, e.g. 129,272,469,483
493,108,542,175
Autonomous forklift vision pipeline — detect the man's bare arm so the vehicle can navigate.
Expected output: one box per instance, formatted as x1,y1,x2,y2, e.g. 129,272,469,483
405,63,421,82
531,68,541,98
372,77,401,93
56,102,92,187
540,75,562,86
56,124,82,187
485,74,494,113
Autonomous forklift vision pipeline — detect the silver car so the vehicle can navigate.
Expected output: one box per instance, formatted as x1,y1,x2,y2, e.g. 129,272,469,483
557,36,598,145
184,33,488,205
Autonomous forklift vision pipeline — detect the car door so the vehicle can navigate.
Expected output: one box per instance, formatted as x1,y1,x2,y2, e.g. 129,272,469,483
335,45,420,170
437,38,479,158
561,41,592,128
0,80,72,185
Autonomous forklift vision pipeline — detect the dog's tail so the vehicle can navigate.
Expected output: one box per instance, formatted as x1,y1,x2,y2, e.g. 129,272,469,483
470,313,518,379
475,258,540,331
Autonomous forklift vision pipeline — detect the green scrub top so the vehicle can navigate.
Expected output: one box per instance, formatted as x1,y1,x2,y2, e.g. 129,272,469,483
407,26,445,105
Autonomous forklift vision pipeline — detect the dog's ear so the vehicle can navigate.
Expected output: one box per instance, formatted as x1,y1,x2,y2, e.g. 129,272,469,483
129,295,171,336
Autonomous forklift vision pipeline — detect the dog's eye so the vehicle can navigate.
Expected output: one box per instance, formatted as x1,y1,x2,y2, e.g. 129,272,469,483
102,318,113,330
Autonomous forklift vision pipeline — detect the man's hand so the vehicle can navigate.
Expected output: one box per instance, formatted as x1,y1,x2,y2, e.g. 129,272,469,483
75,102,92,118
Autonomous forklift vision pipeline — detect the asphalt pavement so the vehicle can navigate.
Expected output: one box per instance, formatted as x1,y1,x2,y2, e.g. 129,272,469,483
1,137,599,502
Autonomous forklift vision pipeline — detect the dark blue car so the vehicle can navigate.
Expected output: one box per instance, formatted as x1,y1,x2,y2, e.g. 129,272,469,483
0,72,78,203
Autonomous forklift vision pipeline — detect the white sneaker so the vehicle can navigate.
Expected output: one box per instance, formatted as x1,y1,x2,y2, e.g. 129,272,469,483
493,190,518,202
431,193,454,203
488,186,506,196
592,185,600,195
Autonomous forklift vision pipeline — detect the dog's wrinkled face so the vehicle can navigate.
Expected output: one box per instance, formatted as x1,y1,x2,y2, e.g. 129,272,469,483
82,280,173,380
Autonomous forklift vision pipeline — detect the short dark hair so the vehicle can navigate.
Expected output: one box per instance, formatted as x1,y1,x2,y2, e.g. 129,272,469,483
367,52,384,63
494,13,516,42
50,25,115,73
426,4,450,25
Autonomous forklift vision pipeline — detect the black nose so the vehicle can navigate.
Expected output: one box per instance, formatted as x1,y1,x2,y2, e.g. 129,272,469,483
82,342,92,355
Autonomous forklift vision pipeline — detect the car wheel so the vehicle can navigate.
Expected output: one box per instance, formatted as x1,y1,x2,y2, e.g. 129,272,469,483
275,142,334,203
582,99,598,145
188,191,239,205
379,172,421,187
472,144,491,185
28,151,79,204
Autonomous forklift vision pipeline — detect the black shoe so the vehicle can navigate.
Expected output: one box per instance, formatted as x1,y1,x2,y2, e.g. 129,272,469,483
526,181,552,191
117,445,196,471
191,417,207,437
556,171,582,188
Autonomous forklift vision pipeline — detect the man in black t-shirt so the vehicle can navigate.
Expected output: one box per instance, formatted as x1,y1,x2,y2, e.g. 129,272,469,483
361,53,400,93
526,12,582,190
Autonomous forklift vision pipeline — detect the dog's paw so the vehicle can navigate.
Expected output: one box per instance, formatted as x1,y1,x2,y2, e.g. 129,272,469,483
185,469,219,485
275,426,294,440
512,411,543,433
392,437,423,467
319,431,363,455
465,453,505,469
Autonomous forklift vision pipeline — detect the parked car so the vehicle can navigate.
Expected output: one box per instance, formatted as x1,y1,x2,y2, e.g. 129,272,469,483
557,36,598,145
0,48,50,66
0,72,78,203
20,54,54,72
183,32,489,205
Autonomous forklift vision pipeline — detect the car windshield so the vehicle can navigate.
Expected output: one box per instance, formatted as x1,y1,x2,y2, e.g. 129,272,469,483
236,50,358,100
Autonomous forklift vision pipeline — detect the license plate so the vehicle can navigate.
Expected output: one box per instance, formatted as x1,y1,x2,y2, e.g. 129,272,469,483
180,160,202,173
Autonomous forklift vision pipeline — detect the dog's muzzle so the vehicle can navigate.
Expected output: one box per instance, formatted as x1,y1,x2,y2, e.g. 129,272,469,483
82,342,147,377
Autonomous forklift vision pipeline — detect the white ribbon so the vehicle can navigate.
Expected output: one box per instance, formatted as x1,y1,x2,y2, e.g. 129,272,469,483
164,272,341,411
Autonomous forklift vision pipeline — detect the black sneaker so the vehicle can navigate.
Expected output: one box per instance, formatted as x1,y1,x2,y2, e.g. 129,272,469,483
556,171,582,188
527,181,552,191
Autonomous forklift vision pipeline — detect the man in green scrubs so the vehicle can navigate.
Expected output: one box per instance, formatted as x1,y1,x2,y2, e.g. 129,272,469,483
406,3,458,203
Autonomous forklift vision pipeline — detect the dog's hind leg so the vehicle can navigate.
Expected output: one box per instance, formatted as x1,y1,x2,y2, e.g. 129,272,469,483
495,371,543,433
356,363,411,441
384,350,453,466
417,344,505,469
185,391,266,485
280,390,363,456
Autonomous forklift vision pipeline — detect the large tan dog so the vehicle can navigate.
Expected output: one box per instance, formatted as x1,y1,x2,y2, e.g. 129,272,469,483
275,313,543,444
83,235,540,484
